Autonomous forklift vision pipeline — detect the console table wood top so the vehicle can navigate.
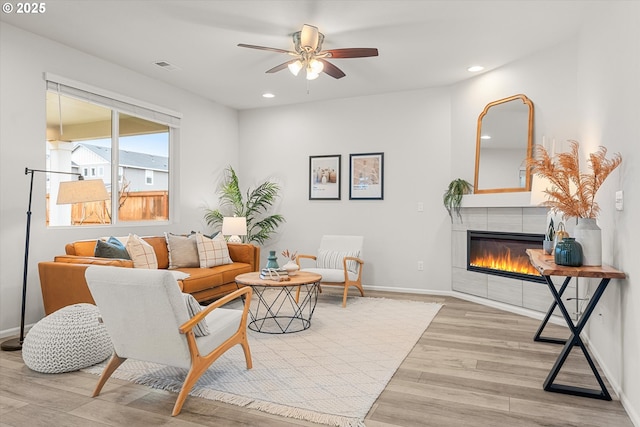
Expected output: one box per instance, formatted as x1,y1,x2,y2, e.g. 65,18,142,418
526,249,626,279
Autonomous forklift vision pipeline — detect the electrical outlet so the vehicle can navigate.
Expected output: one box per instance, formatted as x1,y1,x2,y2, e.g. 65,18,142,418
417,261,424,271
417,202,424,212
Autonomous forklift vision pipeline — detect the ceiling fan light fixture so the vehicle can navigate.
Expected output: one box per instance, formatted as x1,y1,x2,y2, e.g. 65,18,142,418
306,69,320,80
309,59,324,74
288,60,303,76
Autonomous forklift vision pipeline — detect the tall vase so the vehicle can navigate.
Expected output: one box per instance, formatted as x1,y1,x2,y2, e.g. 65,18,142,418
265,250,279,269
573,217,602,266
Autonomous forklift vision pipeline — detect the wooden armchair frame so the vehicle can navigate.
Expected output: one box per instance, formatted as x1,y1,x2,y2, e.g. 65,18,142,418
296,253,364,307
90,284,253,416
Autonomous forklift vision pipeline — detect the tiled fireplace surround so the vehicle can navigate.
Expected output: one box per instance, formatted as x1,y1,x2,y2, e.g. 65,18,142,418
451,205,573,316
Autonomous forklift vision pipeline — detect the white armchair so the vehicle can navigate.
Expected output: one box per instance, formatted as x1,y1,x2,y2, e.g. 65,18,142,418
296,235,364,307
85,266,253,416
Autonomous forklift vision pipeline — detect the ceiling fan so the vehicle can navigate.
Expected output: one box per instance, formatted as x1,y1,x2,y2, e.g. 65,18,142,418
238,24,379,80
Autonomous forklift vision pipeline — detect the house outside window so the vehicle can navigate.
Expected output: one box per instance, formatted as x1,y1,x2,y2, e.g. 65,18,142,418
45,76,180,226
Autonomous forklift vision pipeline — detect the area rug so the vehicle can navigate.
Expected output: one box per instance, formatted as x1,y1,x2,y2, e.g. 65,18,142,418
83,295,442,426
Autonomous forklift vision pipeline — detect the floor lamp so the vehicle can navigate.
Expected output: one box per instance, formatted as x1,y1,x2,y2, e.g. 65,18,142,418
1,168,109,351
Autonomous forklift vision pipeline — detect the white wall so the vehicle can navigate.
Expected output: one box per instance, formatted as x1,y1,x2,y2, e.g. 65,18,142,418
576,2,640,423
238,89,452,292
0,23,239,335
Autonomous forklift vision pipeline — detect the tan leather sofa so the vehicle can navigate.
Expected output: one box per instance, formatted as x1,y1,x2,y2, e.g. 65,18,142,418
38,236,260,315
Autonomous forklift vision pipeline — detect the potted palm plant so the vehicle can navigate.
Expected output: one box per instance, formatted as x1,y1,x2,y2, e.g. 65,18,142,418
204,166,285,245
443,179,473,223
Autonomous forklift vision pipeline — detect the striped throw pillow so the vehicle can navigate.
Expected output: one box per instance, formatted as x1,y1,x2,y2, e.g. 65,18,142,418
182,293,209,336
316,249,360,274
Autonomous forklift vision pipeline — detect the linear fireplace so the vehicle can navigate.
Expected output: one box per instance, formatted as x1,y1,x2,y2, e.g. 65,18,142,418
467,230,545,283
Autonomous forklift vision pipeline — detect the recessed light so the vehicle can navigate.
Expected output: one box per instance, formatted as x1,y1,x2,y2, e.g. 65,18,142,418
467,65,484,72
262,93,275,98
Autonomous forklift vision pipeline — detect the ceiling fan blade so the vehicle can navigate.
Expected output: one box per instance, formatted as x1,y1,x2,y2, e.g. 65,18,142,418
300,24,319,50
265,60,297,74
318,59,346,79
237,43,294,55
324,48,379,59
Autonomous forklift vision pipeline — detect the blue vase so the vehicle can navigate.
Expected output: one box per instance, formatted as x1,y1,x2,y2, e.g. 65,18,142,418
266,250,279,269
554,237,583,267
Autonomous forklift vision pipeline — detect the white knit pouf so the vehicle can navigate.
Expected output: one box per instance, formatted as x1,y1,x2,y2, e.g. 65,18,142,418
22,303,113,374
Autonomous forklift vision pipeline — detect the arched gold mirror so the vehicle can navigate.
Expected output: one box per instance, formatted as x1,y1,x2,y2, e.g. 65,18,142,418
473,94,534,194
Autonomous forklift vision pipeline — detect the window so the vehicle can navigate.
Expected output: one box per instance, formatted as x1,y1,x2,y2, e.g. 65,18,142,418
45,76,180,226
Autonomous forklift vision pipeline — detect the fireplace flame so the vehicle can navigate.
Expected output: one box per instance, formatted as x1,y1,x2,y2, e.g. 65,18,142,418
470,249,541,277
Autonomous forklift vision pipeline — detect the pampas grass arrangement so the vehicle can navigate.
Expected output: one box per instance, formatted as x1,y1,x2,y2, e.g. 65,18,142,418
528,140,622,219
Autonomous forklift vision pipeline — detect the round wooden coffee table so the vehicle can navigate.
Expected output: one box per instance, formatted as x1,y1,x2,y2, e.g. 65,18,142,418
235,271,322,334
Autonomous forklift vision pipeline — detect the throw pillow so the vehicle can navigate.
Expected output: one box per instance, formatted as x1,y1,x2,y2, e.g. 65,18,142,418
125,234,158,269
182,293,210,337
165,232,199,269
316,249,360,274
94,237,131,259
195,232,232,268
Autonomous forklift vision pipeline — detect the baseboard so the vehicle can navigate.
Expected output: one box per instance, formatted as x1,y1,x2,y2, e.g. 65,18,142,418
584,335,640,427
0,324,32,340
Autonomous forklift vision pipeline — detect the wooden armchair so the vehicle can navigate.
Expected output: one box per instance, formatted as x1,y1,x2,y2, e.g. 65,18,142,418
85,266,253,416
296,235,364,307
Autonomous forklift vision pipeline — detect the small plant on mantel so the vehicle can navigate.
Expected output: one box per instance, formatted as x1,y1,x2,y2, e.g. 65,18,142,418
527,140,622,219
443,179,473,223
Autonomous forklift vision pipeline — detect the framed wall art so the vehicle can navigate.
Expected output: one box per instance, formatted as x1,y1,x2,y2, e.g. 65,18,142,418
309,155,341,200
349,152,384,200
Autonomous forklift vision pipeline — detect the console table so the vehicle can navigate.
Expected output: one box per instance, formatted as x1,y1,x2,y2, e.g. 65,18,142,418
526,249,626,400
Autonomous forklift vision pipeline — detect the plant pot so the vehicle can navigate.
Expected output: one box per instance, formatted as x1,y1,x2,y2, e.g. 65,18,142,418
573,218,602,266
543,240,554,255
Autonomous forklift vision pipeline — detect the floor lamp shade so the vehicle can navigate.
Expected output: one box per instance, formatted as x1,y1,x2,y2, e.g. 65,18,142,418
57,179,109,204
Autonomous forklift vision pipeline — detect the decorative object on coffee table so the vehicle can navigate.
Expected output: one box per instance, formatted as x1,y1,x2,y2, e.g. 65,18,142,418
528,140,622,266
265,250,279,269
281,249,299,275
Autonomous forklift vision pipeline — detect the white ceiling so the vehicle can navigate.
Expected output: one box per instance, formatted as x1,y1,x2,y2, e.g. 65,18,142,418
1,0,588,110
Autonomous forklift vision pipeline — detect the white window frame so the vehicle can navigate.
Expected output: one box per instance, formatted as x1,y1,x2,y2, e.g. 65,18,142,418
45,73,182,226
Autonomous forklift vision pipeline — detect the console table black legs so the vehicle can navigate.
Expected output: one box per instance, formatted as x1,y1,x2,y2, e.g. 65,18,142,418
536,274,612,400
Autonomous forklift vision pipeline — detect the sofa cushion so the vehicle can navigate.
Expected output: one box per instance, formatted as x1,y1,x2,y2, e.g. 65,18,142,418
195,232,232,268
165,232,199,269
177,263,252,294
126,234,158,269
95,237,131,260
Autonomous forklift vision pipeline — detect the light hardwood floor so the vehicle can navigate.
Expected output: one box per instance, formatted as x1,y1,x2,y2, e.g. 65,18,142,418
0,290,633,426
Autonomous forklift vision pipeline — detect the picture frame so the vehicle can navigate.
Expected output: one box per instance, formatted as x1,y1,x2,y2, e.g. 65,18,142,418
309,155,341,200
349,152,384,200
